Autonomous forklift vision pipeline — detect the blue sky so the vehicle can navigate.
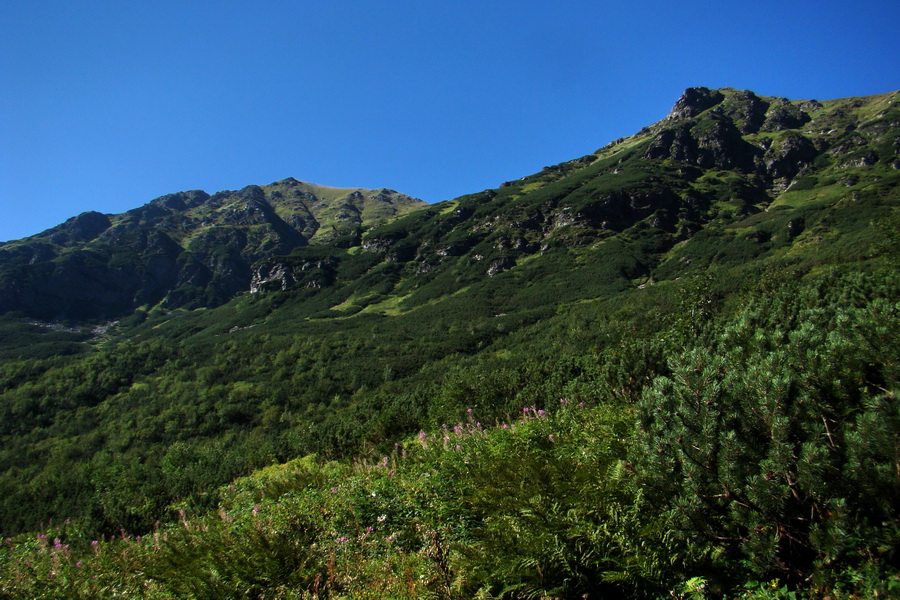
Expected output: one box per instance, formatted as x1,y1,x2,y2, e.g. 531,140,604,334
1,0,897,242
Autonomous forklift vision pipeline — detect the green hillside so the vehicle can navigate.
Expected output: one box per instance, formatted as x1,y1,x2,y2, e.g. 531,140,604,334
0,180,425,319
0,87,897,599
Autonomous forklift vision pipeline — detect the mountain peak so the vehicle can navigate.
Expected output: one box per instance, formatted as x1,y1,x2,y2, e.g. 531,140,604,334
0,179,426,319
272,177,303,186
665,86,726,121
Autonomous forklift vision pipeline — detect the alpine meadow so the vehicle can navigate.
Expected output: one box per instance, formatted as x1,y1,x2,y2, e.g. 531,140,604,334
0,87,898,599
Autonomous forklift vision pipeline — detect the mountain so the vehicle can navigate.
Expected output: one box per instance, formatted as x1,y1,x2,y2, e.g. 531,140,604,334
0,180,424,319
3,87,896,327
0,87,897,599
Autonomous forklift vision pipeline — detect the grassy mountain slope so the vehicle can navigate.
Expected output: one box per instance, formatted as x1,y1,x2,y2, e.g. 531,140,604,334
0,87,897,598
0,180,424,320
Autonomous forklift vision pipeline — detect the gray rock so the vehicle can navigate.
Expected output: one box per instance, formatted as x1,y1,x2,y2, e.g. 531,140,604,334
665,87,725,121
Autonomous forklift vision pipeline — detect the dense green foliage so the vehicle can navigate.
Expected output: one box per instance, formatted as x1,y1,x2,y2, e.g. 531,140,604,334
0,87,897,597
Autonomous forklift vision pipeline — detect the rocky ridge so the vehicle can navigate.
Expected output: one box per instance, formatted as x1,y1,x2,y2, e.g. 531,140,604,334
0,180,424,319
347,87,897,288
0,87,896,321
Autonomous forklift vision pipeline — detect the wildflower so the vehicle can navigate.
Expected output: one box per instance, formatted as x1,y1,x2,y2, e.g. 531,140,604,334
252,506,260,515
523,407,529,413
537,409,546,417
75,561,83,568
456,444,462,450
418,431,427,440
337,537,348,543
91,541,99,547
548,434,555,440
502,423,509,429
467,408,474,415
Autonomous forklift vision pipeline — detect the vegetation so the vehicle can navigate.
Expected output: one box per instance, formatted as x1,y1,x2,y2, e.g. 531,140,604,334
0,87,897,597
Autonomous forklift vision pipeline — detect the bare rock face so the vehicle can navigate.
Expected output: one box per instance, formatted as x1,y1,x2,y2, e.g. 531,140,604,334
692,118,756,170
487,257,515,277
764,133,819,180
761,98,813,132
645,124,699,163
250,257,337,293
717,90,770,134
665,87,726,121
645,118,758,171
250,263,299,293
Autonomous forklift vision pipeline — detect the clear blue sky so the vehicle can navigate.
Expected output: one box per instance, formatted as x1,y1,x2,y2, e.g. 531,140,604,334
1,0,897,242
